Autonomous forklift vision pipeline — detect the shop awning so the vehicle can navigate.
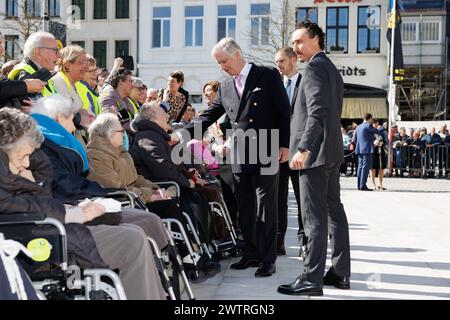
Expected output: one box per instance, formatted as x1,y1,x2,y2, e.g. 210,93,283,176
342,97,388,119
341,84,388,119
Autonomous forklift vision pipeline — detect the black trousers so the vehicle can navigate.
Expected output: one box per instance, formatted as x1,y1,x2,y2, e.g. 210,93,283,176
233,171,279,263
299,163,351,283
277,162,306,247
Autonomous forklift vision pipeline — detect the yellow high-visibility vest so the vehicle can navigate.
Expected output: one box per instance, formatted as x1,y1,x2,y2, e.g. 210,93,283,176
8,62,57,97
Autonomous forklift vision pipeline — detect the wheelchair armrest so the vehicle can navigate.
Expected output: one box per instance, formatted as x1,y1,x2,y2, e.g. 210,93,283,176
0,213,47,223
107,190,137,208
151,180,181,198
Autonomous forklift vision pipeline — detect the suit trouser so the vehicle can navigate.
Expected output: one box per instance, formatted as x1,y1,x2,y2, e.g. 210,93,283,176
278,162,306,246
357,153,372,190
299,163,351,284
233,171,279,263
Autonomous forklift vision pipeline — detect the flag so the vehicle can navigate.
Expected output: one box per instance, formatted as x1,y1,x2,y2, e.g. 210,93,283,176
387,0,404,83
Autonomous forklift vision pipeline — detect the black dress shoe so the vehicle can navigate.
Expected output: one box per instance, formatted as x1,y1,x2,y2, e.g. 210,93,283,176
230,258,260,270
277,275,323,296
323,268,350,289
255,262,276,277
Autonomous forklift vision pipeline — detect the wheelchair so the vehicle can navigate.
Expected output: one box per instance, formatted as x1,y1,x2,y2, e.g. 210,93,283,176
110,190,195,300
0,212,126,300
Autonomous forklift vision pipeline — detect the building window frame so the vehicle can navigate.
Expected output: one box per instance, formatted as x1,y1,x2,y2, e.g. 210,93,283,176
326,6,349,54
357,6,381,54
93,0,108,20
152,7,171,48
71,40,85,48
217,5,237,41
5,0,19,17
115,0,129,19
184,5,204,48
295,7,318,25
93,40,108,69
401,20,442,44
71,0,85,20
25,0,42,17
4,35,19,61
47,0,60,17
250,3,270,47
115,40,130,58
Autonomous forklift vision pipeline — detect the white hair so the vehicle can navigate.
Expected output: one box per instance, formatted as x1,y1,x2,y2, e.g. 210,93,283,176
30,94,79,120
88,113,120,139
23,32,56,59
147,88,158,94
131,77,144,87
140,101,161,121
211,37,242,57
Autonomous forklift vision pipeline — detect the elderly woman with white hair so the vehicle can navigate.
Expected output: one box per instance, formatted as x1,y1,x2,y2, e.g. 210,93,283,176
129,77,147,108
0,106,167,300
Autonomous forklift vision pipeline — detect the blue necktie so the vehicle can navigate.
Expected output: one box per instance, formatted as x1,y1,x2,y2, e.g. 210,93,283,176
285,79,292,104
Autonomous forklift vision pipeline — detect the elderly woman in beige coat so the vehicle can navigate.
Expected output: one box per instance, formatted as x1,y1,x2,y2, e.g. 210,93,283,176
86,113,174,203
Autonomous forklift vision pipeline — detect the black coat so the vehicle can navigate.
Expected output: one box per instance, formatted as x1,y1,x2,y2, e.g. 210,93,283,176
0,150,107,269
0,78,27,109
130,117,191,189
39,138,110,201
183,64,291,174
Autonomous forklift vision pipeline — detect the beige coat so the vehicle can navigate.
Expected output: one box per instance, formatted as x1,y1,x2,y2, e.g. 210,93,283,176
87,135,159,203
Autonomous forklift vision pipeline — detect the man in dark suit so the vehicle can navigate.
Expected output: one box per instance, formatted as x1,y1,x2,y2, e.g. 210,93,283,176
274,47,306,258
354,113,378,191
172,37,291,277
278,21,351,296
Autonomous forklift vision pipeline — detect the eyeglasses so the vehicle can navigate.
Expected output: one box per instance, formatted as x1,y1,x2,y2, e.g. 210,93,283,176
134,86,145,91
86,68,97,74
113,129,124,134
40,47,59,53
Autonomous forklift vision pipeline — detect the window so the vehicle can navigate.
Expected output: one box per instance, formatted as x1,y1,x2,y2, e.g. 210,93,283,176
94,0,107,19
48,0,60,17
71,41,85,48
402,22,417,42
93,41,107,68
4,35,19,61
115,40,129,57
26,0,41,17
189,94,203,104
420,21,441,42
326,7,349,53
6,0,18,17
72,0,85,20
115,0,129,19
152,7,171,48
357,6,380,53
250,4,270,46
296,7,318,24
185,6,204,47
401,21,441,43
218,5,236,41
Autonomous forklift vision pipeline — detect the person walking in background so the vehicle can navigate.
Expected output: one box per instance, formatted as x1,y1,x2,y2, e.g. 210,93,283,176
370,119,388,191
354,113,379,191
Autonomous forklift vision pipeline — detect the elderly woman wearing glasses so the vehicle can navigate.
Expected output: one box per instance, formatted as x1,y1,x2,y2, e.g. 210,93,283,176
75,54,102,116
129,77,147,109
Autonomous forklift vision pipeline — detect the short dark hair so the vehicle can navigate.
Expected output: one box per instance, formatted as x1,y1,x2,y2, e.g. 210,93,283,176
363,113,373,121
170,70,184,84
296,20,325,50
110,68,132,89
276,47,297,59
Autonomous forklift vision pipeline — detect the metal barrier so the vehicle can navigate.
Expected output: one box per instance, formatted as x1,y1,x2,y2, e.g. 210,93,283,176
392,145,449,178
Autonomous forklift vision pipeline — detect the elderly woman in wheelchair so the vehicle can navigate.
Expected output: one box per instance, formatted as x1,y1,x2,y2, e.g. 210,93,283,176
0,106,167,300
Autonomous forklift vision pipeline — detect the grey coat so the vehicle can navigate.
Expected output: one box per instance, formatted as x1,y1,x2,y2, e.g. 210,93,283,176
289,52,345,169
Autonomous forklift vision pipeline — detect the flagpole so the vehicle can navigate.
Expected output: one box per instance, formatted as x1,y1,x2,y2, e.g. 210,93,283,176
388,0,397,177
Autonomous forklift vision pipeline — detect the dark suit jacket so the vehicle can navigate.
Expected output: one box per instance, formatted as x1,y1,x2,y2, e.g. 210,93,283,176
289,52,344,169
183,64,291,174
354,122,378,155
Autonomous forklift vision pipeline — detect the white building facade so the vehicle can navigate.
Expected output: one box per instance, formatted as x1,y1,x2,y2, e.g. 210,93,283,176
138,0,390,109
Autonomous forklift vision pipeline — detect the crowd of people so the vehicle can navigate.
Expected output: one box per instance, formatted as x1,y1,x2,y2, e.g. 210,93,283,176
1,21,354,300
341,116,450,190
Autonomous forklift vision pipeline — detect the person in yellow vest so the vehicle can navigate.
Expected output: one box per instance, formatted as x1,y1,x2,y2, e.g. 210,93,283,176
8,32,59,99
52,45,95,129
99,68,137,134
75,54,102,116
128,77,147,109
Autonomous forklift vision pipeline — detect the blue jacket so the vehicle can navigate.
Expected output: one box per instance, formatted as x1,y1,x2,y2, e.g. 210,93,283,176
354,122,379,155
